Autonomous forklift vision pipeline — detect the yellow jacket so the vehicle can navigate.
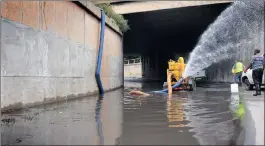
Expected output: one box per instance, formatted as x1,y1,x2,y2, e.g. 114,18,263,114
232,62,244,74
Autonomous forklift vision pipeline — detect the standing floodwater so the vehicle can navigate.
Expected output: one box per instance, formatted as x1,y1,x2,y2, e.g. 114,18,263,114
2,81,244,145
183,1,264,77
122,81,243,145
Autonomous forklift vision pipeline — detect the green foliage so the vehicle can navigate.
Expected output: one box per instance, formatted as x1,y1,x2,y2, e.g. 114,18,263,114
96,3,130,33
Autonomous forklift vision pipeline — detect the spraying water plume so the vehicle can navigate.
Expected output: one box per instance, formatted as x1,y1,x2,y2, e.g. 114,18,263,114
183,1,264,78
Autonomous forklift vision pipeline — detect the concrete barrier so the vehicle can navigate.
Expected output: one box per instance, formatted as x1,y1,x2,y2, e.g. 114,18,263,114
124,63,142,78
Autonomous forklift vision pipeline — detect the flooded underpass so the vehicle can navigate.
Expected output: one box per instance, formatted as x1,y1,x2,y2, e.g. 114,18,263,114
1,81,244,145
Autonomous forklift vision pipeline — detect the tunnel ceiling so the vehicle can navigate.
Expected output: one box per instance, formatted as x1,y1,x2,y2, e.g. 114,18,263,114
123,3,232,55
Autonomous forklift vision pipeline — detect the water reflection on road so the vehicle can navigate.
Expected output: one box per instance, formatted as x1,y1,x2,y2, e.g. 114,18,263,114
2,81,242,145
95,96,104,145
122,81,242,145
1,90,123,145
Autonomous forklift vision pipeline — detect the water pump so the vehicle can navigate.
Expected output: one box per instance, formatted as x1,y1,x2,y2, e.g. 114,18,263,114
163,57,196,91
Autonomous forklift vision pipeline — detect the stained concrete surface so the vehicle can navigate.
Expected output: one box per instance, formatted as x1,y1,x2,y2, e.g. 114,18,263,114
1,81,247,145
1,18,123,110
1,18,95,109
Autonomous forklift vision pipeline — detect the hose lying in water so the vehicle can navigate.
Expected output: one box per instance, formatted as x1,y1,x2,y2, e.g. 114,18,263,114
151,78,184,94
130,78,184,96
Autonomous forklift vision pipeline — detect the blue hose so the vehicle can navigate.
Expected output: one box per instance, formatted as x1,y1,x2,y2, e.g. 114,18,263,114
95,10,106,95
152,78,184,94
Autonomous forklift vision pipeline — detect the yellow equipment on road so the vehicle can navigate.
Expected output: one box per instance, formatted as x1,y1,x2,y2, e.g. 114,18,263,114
167,57,186,83
163,57,196,91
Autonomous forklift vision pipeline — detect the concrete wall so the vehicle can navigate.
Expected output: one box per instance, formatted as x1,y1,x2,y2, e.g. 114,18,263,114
124,64,142,78
1,1,123,111
206,59,235,82
205,43,264,83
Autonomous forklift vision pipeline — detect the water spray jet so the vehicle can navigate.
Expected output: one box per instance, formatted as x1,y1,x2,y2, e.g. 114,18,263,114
183,1,264,78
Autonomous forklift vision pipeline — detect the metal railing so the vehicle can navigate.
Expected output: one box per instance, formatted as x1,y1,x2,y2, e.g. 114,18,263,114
124,58,141,65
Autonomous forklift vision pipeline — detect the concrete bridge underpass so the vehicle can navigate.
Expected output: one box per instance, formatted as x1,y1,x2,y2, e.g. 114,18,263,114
123,2,233,81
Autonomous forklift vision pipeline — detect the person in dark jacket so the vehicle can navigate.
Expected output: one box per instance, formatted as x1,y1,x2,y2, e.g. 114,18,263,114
244,49,265,96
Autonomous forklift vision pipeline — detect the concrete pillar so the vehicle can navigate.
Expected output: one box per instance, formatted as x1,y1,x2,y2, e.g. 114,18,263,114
141,52,162,80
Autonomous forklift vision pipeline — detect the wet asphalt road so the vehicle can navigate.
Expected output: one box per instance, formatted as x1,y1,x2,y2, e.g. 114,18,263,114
1,81,242,145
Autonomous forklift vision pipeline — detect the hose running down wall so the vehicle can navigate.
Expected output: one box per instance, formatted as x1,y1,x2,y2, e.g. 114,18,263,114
95,10,106,95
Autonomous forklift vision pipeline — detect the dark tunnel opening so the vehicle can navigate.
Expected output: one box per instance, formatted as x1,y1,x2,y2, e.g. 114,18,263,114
123,3,232,81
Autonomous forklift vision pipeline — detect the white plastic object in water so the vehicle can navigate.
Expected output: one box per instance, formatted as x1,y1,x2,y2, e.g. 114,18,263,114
231,83,239,93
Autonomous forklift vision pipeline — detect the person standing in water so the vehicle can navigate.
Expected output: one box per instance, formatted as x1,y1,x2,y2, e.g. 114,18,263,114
232,59,244,86
244,49,265,96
